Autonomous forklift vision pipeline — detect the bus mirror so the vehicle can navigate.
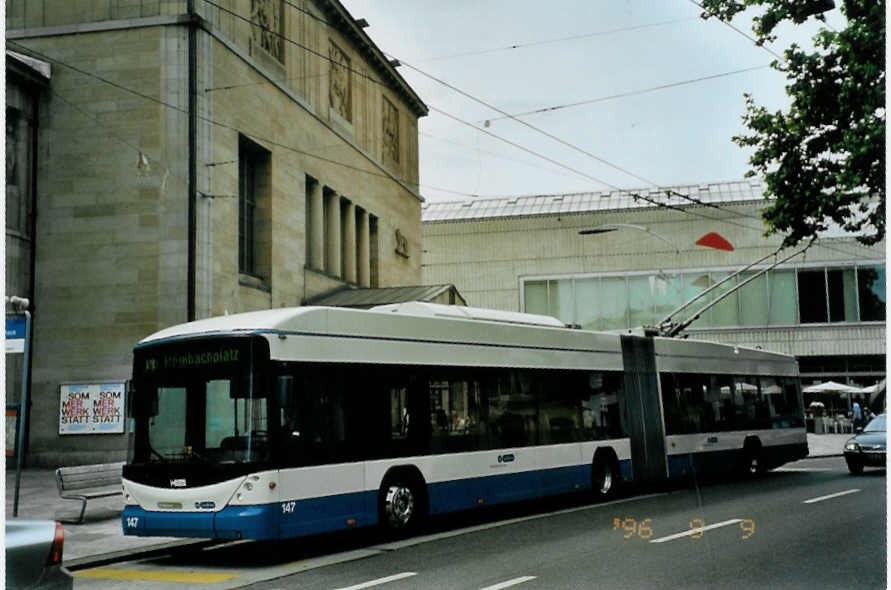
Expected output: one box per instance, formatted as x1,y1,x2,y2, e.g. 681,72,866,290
276,376,294,408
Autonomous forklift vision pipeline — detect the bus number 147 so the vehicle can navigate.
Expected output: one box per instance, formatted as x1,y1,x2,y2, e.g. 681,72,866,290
281,501,296,514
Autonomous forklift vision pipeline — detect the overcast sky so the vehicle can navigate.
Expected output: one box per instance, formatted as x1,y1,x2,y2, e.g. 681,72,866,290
338,0,846,202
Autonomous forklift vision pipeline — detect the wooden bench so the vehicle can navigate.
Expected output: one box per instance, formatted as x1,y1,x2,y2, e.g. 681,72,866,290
55,462,125,524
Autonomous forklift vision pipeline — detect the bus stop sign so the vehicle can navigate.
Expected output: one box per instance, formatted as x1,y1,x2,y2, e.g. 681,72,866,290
6,317,26,353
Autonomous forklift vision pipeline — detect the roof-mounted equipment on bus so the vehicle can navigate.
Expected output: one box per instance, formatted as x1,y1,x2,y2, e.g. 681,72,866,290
370,301,566,328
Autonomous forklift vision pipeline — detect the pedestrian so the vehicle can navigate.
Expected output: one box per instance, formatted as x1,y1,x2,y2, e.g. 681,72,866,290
852,398,863,429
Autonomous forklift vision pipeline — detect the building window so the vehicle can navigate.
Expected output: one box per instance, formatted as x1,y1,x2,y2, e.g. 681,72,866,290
369,215,379,287
238,136,271,279
858,265,886,321
827,268,858,322
797,269,828,323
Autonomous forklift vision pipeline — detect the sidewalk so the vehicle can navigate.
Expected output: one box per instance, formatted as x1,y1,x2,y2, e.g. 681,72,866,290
4,433,851,568
804,432,850,458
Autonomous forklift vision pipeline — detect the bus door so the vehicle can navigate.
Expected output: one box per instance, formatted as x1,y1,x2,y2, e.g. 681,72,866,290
620,335,668,485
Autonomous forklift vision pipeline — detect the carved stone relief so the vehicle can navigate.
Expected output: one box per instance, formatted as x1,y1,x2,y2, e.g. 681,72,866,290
382,97,399,164
251,0,283,62
328,41,352,122
394,228,409,258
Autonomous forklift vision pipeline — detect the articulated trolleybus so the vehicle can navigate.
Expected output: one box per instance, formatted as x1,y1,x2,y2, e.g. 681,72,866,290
122,302,807,541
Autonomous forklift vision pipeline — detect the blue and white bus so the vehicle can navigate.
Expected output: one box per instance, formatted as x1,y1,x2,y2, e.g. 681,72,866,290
122,302,807,540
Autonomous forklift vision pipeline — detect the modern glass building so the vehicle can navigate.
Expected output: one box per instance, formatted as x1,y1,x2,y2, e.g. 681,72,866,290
422,181,886,395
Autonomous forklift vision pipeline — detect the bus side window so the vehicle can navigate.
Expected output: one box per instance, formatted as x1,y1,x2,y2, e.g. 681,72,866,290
487,369,537,448
659,373,683,435
386,371,432,457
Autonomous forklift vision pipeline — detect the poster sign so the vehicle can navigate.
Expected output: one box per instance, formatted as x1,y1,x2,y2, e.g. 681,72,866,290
59,383,126,434
5,317,26,353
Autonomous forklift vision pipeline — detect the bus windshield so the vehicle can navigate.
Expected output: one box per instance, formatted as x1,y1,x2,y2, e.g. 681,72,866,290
132,338,271,465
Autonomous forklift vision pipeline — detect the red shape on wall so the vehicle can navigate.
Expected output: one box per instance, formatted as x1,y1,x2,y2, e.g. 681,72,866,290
696,232,734,251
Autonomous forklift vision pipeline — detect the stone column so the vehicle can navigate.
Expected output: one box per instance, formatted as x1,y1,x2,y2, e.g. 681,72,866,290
357,209,370,287
308,180,324,270
342,200,357,283
325,190,341,276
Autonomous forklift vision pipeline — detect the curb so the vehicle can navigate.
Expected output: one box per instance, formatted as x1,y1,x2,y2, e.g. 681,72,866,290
64,538,222,571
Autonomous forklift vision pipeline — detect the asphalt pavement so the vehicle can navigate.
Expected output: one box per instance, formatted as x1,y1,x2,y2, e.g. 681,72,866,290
3,433,853,569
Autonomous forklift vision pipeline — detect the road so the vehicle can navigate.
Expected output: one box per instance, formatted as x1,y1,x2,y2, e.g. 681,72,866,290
72,457,885,590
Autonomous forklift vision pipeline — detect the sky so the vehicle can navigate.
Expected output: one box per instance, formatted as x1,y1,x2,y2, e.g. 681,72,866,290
337,0,847,203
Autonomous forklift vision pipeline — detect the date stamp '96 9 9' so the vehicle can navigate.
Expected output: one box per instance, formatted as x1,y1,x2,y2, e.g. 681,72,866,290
613,517,755,541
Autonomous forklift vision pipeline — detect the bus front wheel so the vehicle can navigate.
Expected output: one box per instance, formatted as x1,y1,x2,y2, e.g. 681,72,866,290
379,477,424,535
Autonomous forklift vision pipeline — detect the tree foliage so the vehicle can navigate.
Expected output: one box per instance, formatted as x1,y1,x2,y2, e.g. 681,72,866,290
700,0,885,247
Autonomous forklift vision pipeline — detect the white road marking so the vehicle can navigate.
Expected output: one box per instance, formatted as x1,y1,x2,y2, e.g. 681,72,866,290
332,572,417,590
775,467,836,472
803,489,861,504
649,519,743,544
480,576,537,590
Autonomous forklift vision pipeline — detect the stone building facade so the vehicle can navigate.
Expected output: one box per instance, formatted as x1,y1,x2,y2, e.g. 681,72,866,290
6,52,50,456
422,181,886,390
7,0,427,466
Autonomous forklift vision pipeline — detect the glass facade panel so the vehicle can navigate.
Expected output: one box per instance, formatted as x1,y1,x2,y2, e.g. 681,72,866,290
523,264,882,331
548,280,574,325
628,275,653,327
682,273,712,327
798,269,828,323
574,278,600,330
739,272,768,326
710,273,740,327
768,270,798,325
524,281,548,316
600,277,627,330
858,265,886,321
652,274,684,326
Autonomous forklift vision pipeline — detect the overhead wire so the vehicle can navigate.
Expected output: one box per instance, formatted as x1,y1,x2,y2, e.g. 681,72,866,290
198,0,772,228
11,7,873,261
419,131,587,187
419,17,700,62
284,3,878,261
481,65,772,123
393,55,797,236
12,44,869,260
687,0,785,62
4,41,429,199
394,16,874,260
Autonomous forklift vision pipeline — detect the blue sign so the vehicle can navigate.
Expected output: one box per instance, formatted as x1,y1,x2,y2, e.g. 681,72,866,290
6,317,26,340
6,317,26,353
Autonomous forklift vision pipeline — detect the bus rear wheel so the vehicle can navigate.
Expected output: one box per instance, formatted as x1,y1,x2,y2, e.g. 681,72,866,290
743,445,765,478
592,455,618,501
